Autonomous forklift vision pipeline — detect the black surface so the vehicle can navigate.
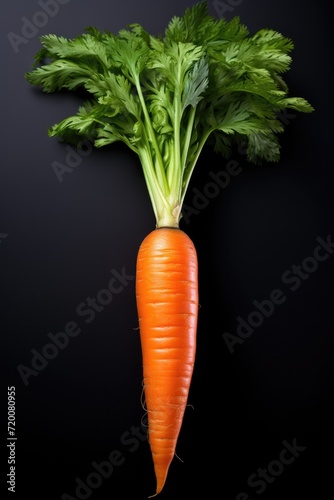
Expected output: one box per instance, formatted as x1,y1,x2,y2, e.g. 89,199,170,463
1,1,333,499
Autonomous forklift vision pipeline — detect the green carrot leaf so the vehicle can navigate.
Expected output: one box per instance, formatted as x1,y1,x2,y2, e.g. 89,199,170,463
25,0,314,228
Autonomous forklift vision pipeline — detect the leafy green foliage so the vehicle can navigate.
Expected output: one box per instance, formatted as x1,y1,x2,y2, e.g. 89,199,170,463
25,0,313,227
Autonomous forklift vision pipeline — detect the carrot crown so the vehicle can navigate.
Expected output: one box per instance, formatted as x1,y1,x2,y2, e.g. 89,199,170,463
25,0,313,228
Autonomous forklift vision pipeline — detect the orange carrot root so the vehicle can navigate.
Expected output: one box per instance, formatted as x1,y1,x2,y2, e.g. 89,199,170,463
136,227,198,495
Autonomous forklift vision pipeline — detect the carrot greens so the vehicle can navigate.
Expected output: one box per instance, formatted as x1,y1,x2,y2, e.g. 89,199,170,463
26,0,313,228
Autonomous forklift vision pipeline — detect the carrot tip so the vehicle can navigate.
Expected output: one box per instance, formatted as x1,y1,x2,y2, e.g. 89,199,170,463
148,492,158,498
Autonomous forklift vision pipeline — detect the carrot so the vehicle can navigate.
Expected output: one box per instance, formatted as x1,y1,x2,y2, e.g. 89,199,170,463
136,227,198,495
26,1,313,495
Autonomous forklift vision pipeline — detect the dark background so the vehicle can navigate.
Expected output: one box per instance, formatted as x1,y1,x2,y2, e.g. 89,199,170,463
1,1,333,499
